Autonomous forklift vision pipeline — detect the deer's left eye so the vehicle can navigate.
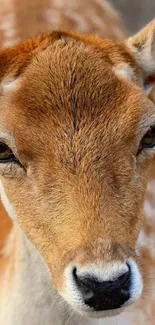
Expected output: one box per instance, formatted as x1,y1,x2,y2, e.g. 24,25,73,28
0,142,16,162
138,126,155,154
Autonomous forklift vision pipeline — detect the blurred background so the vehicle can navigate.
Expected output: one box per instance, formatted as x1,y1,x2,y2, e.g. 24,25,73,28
0,0,155,48
111,0,155,33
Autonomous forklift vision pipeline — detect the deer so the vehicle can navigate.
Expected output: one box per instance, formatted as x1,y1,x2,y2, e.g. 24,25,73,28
0,0,155,324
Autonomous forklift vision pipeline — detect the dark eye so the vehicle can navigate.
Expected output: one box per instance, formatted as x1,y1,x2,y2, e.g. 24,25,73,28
0,142,16,162
138,126,155,154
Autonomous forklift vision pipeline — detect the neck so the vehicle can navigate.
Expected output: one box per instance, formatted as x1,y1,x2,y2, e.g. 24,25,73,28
0,223,128,325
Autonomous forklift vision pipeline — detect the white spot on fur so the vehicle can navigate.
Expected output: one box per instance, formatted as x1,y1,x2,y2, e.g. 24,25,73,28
65,9,88,31
87,10,106,29
137,229,147,248
147,179,155,193
44,9,61,29
113,26,125,40
52,0,65,9
114,63,133,81
144,200,155,220
1,19,15,39
1,12,19,47
1,227,15,257
95,0,119,18
2,78,21,94
0,180,16,220
137,227,155,259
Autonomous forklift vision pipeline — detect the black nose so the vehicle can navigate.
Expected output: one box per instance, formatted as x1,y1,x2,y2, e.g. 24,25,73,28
73,267,131,311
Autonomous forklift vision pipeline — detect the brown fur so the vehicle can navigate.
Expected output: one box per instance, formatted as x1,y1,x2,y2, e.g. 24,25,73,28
0,2,155,324
0,30,154,292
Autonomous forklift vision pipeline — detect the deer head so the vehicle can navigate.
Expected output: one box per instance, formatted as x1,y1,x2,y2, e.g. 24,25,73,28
0,21,155,318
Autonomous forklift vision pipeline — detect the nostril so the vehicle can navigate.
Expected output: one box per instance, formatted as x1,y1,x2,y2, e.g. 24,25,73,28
73,267,130,292
73,267,96,292
73,265,131,311
73,267,94,299
114,266,131,291
73,267,77,279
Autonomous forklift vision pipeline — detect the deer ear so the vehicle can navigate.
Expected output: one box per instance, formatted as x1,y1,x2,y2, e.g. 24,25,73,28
127,19,155,95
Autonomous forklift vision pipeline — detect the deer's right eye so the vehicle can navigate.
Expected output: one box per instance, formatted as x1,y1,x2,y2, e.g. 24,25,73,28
138,126,155,155
0,142,25,177
0,142,16,162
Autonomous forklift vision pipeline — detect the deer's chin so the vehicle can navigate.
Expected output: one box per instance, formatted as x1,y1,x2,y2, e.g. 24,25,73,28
58,299,131,320
72,306,126,319
59,298,138,321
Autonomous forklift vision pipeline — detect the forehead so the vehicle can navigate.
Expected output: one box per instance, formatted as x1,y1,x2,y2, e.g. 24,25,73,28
0,38,152,153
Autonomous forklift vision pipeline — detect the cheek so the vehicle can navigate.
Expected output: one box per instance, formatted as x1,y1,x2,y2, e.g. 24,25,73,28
0,180,16,220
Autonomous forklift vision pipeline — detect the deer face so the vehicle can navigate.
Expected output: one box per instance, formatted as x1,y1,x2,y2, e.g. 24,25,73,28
0,23,155,318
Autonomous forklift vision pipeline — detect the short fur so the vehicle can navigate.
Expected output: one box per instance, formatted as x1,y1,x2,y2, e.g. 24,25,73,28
0,2,155,325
